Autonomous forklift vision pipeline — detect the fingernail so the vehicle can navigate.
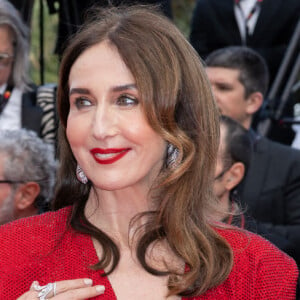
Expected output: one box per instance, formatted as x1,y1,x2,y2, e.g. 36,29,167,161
84,278,93,285
95,285,105,293
31,281,39,290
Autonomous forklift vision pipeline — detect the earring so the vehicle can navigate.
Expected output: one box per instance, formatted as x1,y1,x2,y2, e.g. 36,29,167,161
167,143,179,167
76,164,88,184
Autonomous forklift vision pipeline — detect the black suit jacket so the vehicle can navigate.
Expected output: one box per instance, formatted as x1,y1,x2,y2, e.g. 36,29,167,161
230,211,296,259
21,88,43,137
189,0,300,83
239,132,300,266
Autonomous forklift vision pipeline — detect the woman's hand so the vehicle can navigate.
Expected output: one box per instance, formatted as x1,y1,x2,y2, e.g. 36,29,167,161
17,278,105,299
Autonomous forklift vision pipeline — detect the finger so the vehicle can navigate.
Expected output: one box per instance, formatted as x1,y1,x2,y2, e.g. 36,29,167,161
30,280,40,291
17,279,104,300
16,292,30,300
17,290,37,300
55,285,105,300
53,278,94,295
17,281,41,299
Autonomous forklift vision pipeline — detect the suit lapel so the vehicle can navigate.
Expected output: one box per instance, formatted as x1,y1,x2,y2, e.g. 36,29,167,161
250,0,282,44
213,0,242,43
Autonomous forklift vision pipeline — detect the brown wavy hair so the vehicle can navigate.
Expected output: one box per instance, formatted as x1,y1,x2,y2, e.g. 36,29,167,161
53,4,233,296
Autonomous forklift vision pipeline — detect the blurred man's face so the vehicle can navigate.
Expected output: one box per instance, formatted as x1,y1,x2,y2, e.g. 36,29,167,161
0,156,15,225
206,67,250,129
213,125,228,200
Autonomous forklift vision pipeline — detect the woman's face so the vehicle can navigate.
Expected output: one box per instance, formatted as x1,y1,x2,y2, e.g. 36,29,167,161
67,41,166,192
0,25,14,86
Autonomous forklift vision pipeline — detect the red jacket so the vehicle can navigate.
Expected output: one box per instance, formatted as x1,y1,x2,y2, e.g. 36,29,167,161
0,206,298,299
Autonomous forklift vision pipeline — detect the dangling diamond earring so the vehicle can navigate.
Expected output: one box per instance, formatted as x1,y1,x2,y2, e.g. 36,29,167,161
167,143,179,167
76,164,88,184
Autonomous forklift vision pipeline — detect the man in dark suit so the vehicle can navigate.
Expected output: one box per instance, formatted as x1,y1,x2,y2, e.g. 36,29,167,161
205,46,300,266
190,0,300,86
190,0,300,145
214,115,296,259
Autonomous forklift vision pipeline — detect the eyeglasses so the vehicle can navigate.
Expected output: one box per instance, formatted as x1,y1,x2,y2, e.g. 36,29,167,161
0,180,25,184
0,177,47,184
214,165,233,181
0,53,14,68
214,169,227,181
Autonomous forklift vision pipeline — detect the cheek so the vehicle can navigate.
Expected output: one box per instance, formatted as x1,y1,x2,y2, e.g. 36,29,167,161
128,119,166,160
136,122,164,148
66,116,87,148
0,187,10,203
144,133,166,163
0,68,10,83
123,115,153,143
215,159,223,176
213,181,225,198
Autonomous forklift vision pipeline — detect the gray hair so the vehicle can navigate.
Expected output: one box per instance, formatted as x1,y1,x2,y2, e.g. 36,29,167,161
0,129,57,210
205,46,269,98
0,0,30,89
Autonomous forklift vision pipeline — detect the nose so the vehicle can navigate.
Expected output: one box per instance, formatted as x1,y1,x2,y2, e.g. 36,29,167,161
92,104,119,140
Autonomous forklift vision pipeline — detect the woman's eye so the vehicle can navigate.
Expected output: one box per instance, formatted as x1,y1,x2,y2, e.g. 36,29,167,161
75,97,92,108
117,95,138,106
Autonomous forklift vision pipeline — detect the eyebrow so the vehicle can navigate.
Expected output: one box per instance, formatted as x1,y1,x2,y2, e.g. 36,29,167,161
112,84,137,92
69,84,137,96
69,88,90,96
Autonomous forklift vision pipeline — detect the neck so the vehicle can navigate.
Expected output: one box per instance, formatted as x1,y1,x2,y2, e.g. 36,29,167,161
241,117,252,130
85,186,153,247
15,206,38,220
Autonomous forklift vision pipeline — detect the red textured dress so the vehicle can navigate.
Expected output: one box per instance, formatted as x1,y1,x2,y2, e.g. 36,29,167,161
0,206,298,299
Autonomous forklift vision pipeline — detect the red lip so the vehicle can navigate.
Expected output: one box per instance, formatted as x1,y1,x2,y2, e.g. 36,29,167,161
90,148,130,164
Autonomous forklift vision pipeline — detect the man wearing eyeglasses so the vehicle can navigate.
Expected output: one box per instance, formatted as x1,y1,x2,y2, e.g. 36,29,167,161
0,1,57,145
0,129,56,225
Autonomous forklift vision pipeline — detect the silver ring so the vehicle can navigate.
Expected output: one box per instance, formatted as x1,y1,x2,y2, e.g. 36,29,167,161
53,282,57,296
33,282,54,300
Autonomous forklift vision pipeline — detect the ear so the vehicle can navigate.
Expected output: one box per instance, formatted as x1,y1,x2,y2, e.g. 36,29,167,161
224,162,245,191
14,182,40,210
245,92,263,115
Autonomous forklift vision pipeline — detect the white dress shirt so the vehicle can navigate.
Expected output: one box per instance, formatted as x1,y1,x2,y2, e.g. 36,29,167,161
234,0,261,43
0,83,22,130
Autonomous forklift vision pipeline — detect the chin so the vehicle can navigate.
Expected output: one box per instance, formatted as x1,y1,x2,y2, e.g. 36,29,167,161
93,180,128,191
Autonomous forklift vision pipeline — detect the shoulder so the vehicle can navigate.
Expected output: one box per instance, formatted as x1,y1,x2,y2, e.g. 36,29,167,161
0,206,71,234
0,207,72,262
217,226,295,263
258,136,300,160
216,227,298,295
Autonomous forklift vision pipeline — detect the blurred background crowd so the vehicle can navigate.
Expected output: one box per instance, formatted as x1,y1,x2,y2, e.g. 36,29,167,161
9,0,300,146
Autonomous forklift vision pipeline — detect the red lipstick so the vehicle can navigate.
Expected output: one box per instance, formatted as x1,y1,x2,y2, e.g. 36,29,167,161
90,148,130,164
